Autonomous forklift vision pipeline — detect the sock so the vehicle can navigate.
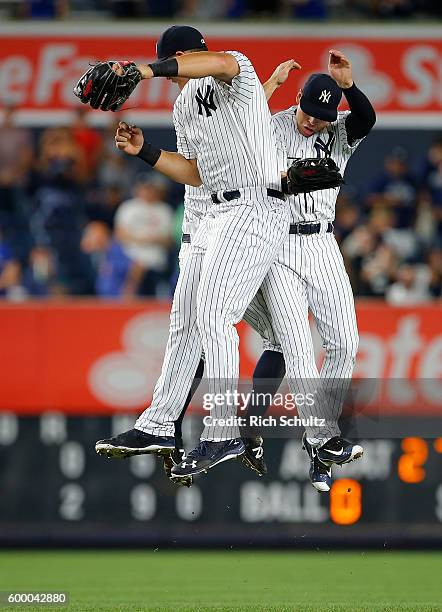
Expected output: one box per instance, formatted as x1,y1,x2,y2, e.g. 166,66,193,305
243,350,286,438
174,358,205,445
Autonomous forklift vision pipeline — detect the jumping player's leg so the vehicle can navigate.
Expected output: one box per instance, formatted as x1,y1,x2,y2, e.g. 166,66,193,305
303,233,359,429
173,357,205,444
245,349,286,424
134,248,205,437
170,199,289,478
297,232,362,489
243,288,286,425
162,356,205,486
242,289,286,474
196,201,288,442
170,286,286,478
259,258,339,443
95,221,207,457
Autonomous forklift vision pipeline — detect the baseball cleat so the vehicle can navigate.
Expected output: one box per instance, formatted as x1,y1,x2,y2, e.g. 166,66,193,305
309,456,332,492
241,436,267,477
95,428,175,458
162,448,193,487
302,433,332,492
316,436,364,466
170,438,245,478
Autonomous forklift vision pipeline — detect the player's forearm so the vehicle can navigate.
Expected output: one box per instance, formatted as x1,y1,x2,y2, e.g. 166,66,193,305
138,52,239,82
262,76,279,102
155,151,202,187
262,60,301,102
344,83,376,143
137,144,202,187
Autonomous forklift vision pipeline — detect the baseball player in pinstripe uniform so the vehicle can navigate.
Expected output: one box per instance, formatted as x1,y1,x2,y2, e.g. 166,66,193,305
95,34,374,491
169,50,376,489
240,50,376,491
95,26,301,476
170,51,376,488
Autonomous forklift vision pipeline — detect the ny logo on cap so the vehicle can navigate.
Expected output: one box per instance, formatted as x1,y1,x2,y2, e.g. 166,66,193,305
319,90,331,103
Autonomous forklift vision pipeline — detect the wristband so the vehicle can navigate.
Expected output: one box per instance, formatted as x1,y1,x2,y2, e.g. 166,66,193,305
148,58,179,78
136,142,161,167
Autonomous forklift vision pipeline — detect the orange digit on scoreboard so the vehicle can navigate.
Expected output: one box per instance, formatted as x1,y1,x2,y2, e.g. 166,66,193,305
330,479,362,525
434,438,442,454
398,437,428,483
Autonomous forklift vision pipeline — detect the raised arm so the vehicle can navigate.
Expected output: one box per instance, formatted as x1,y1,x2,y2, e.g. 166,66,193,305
115,122,202,187
328,49,376,144
137,51,240,84
262,59,301,102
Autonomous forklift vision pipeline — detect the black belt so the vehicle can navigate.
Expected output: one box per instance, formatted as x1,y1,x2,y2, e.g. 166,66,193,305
290,222,333,235
182,222,333,243
211,188,285,204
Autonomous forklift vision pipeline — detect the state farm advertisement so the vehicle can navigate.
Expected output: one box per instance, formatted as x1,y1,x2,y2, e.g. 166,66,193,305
0,301,441,415
1,25,442,125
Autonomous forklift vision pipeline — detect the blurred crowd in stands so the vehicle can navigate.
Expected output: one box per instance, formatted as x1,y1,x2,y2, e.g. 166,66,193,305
3,0,441,20
0,106,441,304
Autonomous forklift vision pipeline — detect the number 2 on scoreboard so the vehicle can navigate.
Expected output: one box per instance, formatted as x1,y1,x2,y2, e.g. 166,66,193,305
398,437,428,483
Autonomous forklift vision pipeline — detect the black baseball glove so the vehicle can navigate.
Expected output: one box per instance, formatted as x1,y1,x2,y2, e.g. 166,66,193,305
284,157,345,195
73,61,142,112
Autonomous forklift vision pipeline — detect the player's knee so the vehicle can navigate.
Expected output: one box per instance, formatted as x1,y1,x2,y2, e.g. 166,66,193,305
346,330,359,358
169,308,193,335
196,305,216,337
196,305,235,340
326,331,359,360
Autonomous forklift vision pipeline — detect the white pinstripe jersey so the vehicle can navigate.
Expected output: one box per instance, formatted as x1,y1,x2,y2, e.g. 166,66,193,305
182,184,212,239
272,107,365,223
173,51,281,193
184,184,212,214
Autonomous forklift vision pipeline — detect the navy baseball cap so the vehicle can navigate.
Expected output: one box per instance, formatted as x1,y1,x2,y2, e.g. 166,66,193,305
156,25,208,60
299,73,342,122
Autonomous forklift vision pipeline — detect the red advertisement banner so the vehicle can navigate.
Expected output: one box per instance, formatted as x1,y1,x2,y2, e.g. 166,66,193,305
1,25,441,125
0,301,440,414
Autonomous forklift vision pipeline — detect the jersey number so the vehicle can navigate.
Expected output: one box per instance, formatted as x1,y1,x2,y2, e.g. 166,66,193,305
196,85,218,117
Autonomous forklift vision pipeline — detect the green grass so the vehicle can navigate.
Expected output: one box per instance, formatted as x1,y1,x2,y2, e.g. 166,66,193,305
0,550,441,611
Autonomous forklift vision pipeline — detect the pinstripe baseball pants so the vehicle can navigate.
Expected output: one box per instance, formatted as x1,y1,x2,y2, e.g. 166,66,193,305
259,228,359,443
135,199,288,439
196,197,289,440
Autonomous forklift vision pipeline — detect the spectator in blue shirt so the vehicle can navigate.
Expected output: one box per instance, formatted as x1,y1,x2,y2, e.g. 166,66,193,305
0,233,21,298
418,138,442,239
81,221,137,298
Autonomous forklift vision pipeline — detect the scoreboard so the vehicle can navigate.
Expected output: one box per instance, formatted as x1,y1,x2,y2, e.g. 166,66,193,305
1,413,442,546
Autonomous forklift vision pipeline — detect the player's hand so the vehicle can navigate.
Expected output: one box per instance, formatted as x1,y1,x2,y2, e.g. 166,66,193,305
111,62,124,76
271,59,302,87
328,49,353,89
115,121,144,155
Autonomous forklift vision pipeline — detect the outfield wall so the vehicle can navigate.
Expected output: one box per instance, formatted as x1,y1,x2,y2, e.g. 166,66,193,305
0,301,441,413
0,301,441,547
1,23,441,128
